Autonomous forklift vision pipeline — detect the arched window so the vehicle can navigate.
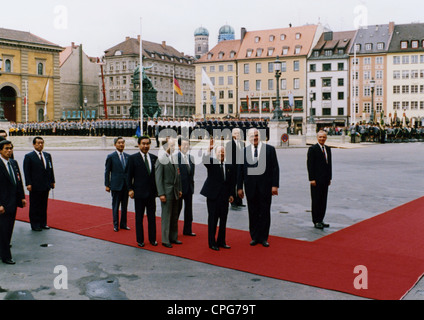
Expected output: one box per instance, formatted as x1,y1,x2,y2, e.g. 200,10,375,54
5,59,11,72
38,63,44,75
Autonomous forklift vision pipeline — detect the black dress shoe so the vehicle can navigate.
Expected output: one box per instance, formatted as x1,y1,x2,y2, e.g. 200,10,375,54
250,240,258,246
220,244,231,249
42,226,50,230
162,243,173,248
2,259,15,265
183,233,196,237
121,226,131,230
150,241,158,246
32,227,42,232
210,246,220,251
314,223,324,230
137,242,145,248
322,223,330,228
171,240,183,245
114,227,119,232
261,241,270,247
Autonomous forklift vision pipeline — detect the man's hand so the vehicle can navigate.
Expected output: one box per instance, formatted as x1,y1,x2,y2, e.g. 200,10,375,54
22,200,27,208
237,189,244,199
27,185,32,192
160,195,167,203
229,196,234,203
272,187,279,196
0,206,5,215
310,180,317,187
129,190,135,199
105,187,111,193
179,192,182,199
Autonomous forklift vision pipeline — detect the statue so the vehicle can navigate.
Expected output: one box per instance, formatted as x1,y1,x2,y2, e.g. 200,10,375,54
130,64,161,119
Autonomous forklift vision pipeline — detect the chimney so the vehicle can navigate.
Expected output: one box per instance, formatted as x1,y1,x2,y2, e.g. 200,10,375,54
71,42,75,48
162,41,167,48
241,27,247,41
389,21,395,34
125,36,130,41
137,35,141,42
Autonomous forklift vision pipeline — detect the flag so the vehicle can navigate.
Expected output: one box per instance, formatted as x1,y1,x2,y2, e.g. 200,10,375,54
288,92,294,107
174,78,183,96
202,68,215,92
135,126,141,138
44,80,49,117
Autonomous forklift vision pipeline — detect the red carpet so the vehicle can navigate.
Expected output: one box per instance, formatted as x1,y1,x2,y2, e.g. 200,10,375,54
16,196,424,300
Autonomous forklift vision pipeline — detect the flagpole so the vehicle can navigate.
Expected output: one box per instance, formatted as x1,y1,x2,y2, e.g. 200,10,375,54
24,80,28,123
173,66,176,119
140,17,144,135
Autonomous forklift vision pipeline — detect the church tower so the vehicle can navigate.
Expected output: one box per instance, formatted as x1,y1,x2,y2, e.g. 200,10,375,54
194,26,209,59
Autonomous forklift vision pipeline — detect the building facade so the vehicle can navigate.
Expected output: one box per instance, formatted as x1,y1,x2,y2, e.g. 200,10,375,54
194,27,209,60
102,36,195,119
349,23,394,124
307,30,356,129
59,43,100,120
0,27,62,123
386,23,424,126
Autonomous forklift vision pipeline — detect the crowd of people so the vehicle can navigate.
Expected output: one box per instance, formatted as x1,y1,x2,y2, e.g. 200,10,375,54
348,123,424,143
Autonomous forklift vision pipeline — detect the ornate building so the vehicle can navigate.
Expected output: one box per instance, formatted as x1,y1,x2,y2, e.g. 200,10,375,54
218,25,236,43
102,36,195,119
0,27,62,123
194,27,209,60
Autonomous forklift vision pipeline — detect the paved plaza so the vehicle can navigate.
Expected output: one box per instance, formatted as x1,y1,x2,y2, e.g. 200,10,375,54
0,136,423,300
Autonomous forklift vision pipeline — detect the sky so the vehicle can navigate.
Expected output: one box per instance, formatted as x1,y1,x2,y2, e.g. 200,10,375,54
1,0,424,58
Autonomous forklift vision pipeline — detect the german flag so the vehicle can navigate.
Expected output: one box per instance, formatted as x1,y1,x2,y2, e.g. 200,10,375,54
174,77,183,96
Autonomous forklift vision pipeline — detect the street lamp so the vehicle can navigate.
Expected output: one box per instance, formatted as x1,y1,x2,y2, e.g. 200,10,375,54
272,56,283,121
84,96,88,119
309,90,315,124
0,57,5,121
370,78,375,124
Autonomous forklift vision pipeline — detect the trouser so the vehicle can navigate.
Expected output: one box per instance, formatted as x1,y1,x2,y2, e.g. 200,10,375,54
29,190,49,229
178,193,193,235
207,197,229,247
111,189,129,229
246,192,272,243
160,197,180,245
134,196,156,244
310,182,329,224
0,209,16,261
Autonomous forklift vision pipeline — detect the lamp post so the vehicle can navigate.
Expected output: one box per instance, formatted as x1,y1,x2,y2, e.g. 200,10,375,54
0,58,5,121
272,56,283,121
370,78,375,124
309,90,315,124
84,96,88,120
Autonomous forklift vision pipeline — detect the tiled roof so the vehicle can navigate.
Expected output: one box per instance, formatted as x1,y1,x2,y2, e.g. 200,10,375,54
349,24,393,54
195,39,241,63
0,27,61,49
237,24,318,59
310,30,356,58
388,23,424,53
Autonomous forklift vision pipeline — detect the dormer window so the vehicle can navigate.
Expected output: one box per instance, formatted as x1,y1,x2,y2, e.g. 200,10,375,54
282,47,289,55
412,40,419,49
313,51,320,57
354,44,361,52
365,43,372,50
295,46,302,54
256,48,263,57
230,51,235,58
324,50,333,56
377,42,384,50
254,36,260,43
280,34,286,40
295,33,301,40
401,41,408,49
246,49,253,57
218,52,224,59
269,35,275,42
208,53,213,60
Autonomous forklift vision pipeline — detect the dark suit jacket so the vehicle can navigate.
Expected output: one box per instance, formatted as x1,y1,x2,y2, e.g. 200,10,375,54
127,152,158,199
237,143,280,199
0,159,25,214
177,152,195,196
200,157,236,201
23,151,55,192
105,151,130,191
307,144,332,183
226,139,245,166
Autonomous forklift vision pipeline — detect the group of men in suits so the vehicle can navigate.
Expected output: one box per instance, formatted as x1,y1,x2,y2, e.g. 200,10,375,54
0,136,55,265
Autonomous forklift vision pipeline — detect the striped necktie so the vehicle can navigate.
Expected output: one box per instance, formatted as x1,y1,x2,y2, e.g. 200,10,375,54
7,161,16,185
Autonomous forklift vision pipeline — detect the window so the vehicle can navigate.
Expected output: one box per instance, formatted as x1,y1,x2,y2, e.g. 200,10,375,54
365,43,372,50
218,77,224,85
402,85,409,94
338,78,344,86
322,108,331,115
268,79,274,90
5,59,11,72
269,35,275,42
280,34,286,40
293,78,300,89
324,50,333,56
268,62,274,73
37,62,44,75
322,92,331,100
256,48,263,57
411,55,419,64
411,70,419,79
376,70,383,79
411,101,418,110
402,70,409,79
219,65,224,72
255,36,260,43
393,56,401,64
338,92,344,100
364,71,371,80
228,90,234,99
219,105,224,114
364,57,371,65
322,78,331,87
313,51,320,57
412,40,419,49
338,63,344,71
293,60,300,71
377,42,385,50
411,85,418,94
402,101,409,109
402,56,410,64
228,65,233,72
393,70,400,79
323,63,331,71
364,86,370,96
281,61,287,72
246,50,253,57
338,108,345,116
244,64,249,74
281,79,287,90
244,80,249,91
267,48,274,56
282,47,289,55
228,76,233,85
310,79,316,87
401,41,408,49
210,66,215,72
228,104,233,113
354,44,361,52
310,64,316,72
363,103,370,113
295,33,301,40
393,86,400,94
295,46,301,54
376,85,383,96
393,102,400,110
256,80,262,91
376,56,384,64
256,63,262,73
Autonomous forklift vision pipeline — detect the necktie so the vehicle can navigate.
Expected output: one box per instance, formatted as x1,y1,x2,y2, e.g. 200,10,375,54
221,163,226,181
39,152,45,169
7,161,16,185
322,146,327,163
144,154,151,175
120,153,126,169
184,155,191,174
254,147,258,159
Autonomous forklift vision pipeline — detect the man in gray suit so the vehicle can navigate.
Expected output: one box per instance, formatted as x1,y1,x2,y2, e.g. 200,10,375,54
155,138,182,248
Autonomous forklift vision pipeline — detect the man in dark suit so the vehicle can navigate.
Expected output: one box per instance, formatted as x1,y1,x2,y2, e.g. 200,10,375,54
127,136,158,247
0,140,26,264
201,143,236,251
105,137,130,232
307,130,332,230
237,128,280,247
23,137,55,231
226,128,246,211
177,137,196,237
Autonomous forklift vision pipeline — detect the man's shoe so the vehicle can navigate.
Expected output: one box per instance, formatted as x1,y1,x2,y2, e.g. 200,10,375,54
210,246,220,251
2,259,15,265
250,240,258,246
114,227,119,232
261,241,270,247
162,243,173,248
137,242,145,248
32,227,42,232
314,223,324,230
184,233,196,237
42,226,50,230
220,244,231,249
171,240,183,245
121,226,131,230
150,241,158,246
322,223,330,228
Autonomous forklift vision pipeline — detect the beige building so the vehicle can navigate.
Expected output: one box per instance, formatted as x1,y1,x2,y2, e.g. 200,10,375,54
0,27,62,122
102,37,195,119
